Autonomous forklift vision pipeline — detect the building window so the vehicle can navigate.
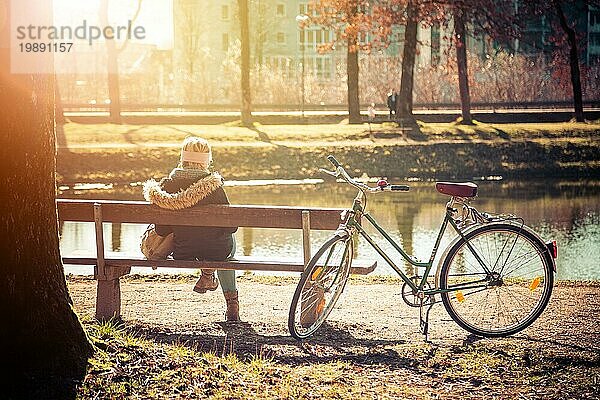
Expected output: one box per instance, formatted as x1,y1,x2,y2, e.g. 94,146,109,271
315,57,332,79
591,10,600,26
590,32,600,47
276,4,285,16
221,5,229,20
299,3,307,15
300,28,332,52
277,32,285,44
266,56,296,78
222,33,229,52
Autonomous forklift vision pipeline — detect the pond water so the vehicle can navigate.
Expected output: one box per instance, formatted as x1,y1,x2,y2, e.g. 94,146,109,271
59,179,600,281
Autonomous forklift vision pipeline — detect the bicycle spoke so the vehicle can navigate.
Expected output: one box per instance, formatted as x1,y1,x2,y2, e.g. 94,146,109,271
497,230,522,275
502,250,543,278
498,286,533,326
498,234,528,272
441,224,553,337
290,236,353,339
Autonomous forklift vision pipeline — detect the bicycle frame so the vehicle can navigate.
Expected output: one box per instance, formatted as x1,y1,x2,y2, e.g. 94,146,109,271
342,191,492,295
289,156,558,342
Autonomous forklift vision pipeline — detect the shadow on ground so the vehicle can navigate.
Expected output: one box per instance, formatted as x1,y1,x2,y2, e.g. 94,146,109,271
129,320,418,369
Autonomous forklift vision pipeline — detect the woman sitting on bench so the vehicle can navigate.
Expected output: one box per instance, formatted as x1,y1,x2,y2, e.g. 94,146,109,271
143,136,240,321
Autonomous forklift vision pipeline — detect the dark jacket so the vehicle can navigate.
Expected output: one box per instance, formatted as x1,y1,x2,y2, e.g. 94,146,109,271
387,93,396,110
143,172,237,261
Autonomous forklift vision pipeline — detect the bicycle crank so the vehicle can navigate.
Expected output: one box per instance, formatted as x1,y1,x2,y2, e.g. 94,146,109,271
401,276,435,307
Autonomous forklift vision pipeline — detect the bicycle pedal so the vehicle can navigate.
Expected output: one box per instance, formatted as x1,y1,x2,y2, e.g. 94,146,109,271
420,319,428,336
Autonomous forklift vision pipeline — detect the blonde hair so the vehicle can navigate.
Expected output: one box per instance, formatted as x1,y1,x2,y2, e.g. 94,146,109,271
179,136,212,170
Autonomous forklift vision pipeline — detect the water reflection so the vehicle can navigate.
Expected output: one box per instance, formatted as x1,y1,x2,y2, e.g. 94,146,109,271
112,223,122,252
242,228,253,257
59,179,600,281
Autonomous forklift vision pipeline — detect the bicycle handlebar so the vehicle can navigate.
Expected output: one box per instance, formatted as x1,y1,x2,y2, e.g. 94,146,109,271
390,185,410,191
327,155,342,168
320,156,410,194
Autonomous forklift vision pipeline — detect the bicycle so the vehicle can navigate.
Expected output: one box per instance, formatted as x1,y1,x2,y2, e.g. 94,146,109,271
288,156,557,340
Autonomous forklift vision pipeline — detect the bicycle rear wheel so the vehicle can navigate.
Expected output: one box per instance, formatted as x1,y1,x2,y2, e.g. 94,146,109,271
288,234,353,340
439,223,554,337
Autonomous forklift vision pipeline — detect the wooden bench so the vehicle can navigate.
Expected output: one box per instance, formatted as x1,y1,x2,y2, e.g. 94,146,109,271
57,199,376,320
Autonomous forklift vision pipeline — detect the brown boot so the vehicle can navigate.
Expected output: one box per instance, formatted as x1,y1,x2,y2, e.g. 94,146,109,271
223,290,240,322
193,269,219,294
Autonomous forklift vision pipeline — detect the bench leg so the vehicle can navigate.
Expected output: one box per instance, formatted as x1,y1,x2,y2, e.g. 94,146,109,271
95,278,121,321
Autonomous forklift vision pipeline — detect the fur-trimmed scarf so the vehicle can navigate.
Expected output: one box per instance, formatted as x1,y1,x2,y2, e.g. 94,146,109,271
143,171,223,210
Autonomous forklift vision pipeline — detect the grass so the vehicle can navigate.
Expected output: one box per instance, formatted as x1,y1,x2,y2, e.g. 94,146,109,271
60,122,375,147
77,319,600,399
68,275,600,398
56,119,600,185
423,120,600,141
79,321,374,399
60,120,600,148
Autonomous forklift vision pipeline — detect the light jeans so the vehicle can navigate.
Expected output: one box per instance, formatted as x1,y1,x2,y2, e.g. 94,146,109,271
217,235,237,293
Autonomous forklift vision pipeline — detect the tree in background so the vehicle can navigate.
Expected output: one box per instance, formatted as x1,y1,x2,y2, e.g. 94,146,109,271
440,0,519,124
0,0,94,396
397,0,418,125
494,0,600,122
372,0,444,126
179,0,203,103
548,0,600,122
250,0,279,86
452,5,472,123
310,0,372,124
553,1,585,121
99,0,143,124
239,0,253,125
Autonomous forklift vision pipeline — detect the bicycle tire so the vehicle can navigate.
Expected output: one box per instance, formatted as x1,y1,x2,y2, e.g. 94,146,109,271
288,234,353,340
439,222,554,337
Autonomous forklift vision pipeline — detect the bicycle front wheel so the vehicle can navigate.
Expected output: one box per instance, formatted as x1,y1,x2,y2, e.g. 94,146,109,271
288,234,353,340
439,223,554,337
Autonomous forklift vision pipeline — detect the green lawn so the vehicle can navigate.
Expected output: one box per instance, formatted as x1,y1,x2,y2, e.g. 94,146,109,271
61,120,600,148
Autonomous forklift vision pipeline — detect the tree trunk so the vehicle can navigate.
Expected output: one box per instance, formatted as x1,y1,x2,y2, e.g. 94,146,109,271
100,0,122,123
455,10,473,124
554,0,584,122
0,1,93,397
106,62,121,123
347,39,361,124
55,77,66,125
239,0,253,126
397,0,417,125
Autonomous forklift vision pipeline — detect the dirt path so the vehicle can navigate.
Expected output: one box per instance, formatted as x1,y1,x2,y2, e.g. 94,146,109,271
68,275,600,398
68,275,600,351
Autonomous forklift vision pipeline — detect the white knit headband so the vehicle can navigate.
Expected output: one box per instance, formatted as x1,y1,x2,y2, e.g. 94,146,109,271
181,150,211,164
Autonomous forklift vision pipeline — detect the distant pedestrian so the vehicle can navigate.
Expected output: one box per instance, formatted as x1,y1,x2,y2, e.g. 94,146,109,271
386,90,397,119
367,103,376,133
368,103,376,121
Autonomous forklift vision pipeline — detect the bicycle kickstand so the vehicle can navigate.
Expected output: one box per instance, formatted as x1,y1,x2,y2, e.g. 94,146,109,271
419,297,434,342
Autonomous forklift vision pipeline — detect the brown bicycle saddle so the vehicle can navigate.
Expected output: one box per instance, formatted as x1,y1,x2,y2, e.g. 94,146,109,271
435,182,478,198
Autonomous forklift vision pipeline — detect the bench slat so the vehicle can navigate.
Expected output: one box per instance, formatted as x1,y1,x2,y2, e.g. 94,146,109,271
62,257,377,275
57,200,343,230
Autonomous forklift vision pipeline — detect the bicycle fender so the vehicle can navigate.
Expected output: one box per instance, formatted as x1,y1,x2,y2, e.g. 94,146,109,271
434,227,467,290
434,221,556,290
334,227,351,238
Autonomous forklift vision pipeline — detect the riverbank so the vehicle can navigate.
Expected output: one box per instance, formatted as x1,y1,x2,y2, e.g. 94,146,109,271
69,274,600,399
56,121,600,184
